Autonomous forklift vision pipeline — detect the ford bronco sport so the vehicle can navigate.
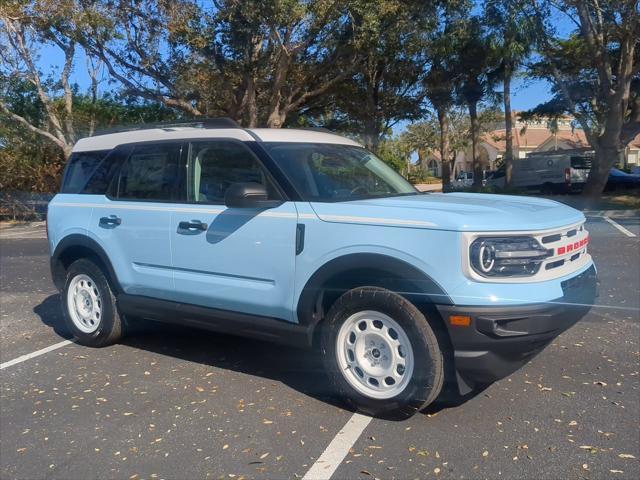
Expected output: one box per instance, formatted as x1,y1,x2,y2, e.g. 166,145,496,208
48,118,597,417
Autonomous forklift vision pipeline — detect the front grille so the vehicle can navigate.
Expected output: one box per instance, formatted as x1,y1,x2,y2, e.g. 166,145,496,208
531,221,590,279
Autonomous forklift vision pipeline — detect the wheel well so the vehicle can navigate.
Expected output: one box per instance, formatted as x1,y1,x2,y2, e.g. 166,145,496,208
52,243,120,293
305,263,458,396
298,254,452,345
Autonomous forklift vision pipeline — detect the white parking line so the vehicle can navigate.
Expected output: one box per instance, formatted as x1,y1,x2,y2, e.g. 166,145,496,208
0,340,73,370
603,216,637,237
302,412,372,480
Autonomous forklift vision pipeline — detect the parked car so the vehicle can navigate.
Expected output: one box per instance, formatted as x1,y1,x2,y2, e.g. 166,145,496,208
486,149,592,193
606,168,640,190
452,171,488,189
48,118,597,417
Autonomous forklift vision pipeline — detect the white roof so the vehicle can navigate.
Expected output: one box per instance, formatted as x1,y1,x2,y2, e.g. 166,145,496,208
248,128,361,146
72,126,361,152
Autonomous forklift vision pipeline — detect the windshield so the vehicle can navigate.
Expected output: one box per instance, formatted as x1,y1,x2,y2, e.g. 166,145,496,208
263,142,417,202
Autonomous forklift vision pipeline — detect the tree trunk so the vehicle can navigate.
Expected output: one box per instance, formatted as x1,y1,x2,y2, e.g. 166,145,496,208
468,101,482,187
363,116,380,153
583,143,624,197
437,107,451,188
245,77,258,128
266,107,285,128
503,65,514,188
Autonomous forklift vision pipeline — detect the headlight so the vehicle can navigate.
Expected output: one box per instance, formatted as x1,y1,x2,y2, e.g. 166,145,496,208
470,236,552,277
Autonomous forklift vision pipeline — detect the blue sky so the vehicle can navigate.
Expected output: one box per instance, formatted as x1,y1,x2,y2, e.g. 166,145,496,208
39,43,555,113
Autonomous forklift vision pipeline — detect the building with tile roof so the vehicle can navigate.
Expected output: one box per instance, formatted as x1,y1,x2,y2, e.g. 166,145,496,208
424,113,640,179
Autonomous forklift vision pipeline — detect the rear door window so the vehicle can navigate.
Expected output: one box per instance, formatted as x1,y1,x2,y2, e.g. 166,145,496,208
61,150,110,193
115,143,182,201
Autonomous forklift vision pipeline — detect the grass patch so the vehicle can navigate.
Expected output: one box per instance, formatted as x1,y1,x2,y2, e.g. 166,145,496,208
605,193,640,209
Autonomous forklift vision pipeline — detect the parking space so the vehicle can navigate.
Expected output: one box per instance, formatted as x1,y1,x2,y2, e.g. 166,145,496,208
1,216,639,479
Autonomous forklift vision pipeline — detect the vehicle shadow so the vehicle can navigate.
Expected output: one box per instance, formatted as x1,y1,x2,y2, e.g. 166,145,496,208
34,294,473,421
205,209,259,244
33,294,72,338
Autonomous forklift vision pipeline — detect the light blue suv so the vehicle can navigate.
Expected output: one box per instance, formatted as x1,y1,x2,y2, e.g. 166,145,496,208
48,118,597,417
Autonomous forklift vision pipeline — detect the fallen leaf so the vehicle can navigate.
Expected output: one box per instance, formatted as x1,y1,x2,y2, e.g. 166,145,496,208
260,453,269,459
618,454,635,459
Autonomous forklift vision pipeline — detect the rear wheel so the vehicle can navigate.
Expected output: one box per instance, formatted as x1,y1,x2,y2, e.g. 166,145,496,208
320,287,444,418
62,258,123,347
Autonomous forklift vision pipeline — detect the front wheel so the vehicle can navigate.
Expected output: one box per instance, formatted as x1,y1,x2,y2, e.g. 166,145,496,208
320,287,444,418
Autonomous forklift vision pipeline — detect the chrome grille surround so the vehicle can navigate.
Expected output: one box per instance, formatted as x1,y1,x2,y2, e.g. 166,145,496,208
462,221,591,283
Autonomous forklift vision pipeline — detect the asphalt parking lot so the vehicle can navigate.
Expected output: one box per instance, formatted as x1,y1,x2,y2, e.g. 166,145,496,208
1,214,639,480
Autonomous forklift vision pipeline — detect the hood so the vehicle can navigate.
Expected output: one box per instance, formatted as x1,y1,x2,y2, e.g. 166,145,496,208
309,192,585,232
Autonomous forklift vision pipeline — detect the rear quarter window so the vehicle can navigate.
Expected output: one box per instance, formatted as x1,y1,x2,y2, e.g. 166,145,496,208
61,150,111,193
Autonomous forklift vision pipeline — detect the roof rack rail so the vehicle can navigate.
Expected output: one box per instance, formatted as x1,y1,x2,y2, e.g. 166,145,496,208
93,117,240,136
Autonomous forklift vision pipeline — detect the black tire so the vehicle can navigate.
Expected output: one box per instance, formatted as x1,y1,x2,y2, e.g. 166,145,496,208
320,287,444,418
62,258,123,347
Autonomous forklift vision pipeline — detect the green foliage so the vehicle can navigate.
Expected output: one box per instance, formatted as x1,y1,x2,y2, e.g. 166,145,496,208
1,0,636,200
376,136,412,174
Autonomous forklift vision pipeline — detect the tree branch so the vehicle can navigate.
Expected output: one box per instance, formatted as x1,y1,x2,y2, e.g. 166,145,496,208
0,99,70,153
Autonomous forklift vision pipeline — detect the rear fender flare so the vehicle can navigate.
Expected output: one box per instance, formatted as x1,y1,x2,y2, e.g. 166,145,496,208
51,234,122,293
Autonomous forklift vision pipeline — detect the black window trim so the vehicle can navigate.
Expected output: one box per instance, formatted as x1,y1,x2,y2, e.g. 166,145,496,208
104,137,295,205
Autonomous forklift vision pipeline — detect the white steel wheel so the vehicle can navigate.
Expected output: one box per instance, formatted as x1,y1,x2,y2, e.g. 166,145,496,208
336,310,415,400
66,273,103,334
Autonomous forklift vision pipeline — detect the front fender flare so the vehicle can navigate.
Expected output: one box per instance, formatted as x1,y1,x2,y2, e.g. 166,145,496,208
296,253,452,327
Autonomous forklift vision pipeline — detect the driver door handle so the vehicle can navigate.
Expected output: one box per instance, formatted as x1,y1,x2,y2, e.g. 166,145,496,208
178,219,208,234
99,215,121,228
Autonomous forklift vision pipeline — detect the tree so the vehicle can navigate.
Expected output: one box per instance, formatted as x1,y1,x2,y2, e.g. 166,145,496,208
422,1,469,187
321,0,435,152
377,136,413,175
0,1,85,158
529,0,640,196
402,107,500,183
402,118,439,171
485,0,535,187
454,17,494,187
76,0,360,128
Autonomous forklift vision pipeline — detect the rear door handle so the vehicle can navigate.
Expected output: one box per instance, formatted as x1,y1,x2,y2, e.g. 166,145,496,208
178,219,208,234
99,215,121,228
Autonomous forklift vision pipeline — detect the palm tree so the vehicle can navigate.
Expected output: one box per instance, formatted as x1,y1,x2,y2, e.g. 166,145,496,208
455,17,493,188
485,0,535,187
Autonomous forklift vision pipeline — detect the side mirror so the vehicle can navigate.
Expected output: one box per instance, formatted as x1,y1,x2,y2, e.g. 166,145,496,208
224,182,282,209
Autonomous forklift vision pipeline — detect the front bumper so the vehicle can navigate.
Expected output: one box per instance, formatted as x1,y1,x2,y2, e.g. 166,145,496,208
436,265,597,394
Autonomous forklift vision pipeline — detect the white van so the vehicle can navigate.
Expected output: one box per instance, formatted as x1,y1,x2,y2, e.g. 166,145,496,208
487,149,592,193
